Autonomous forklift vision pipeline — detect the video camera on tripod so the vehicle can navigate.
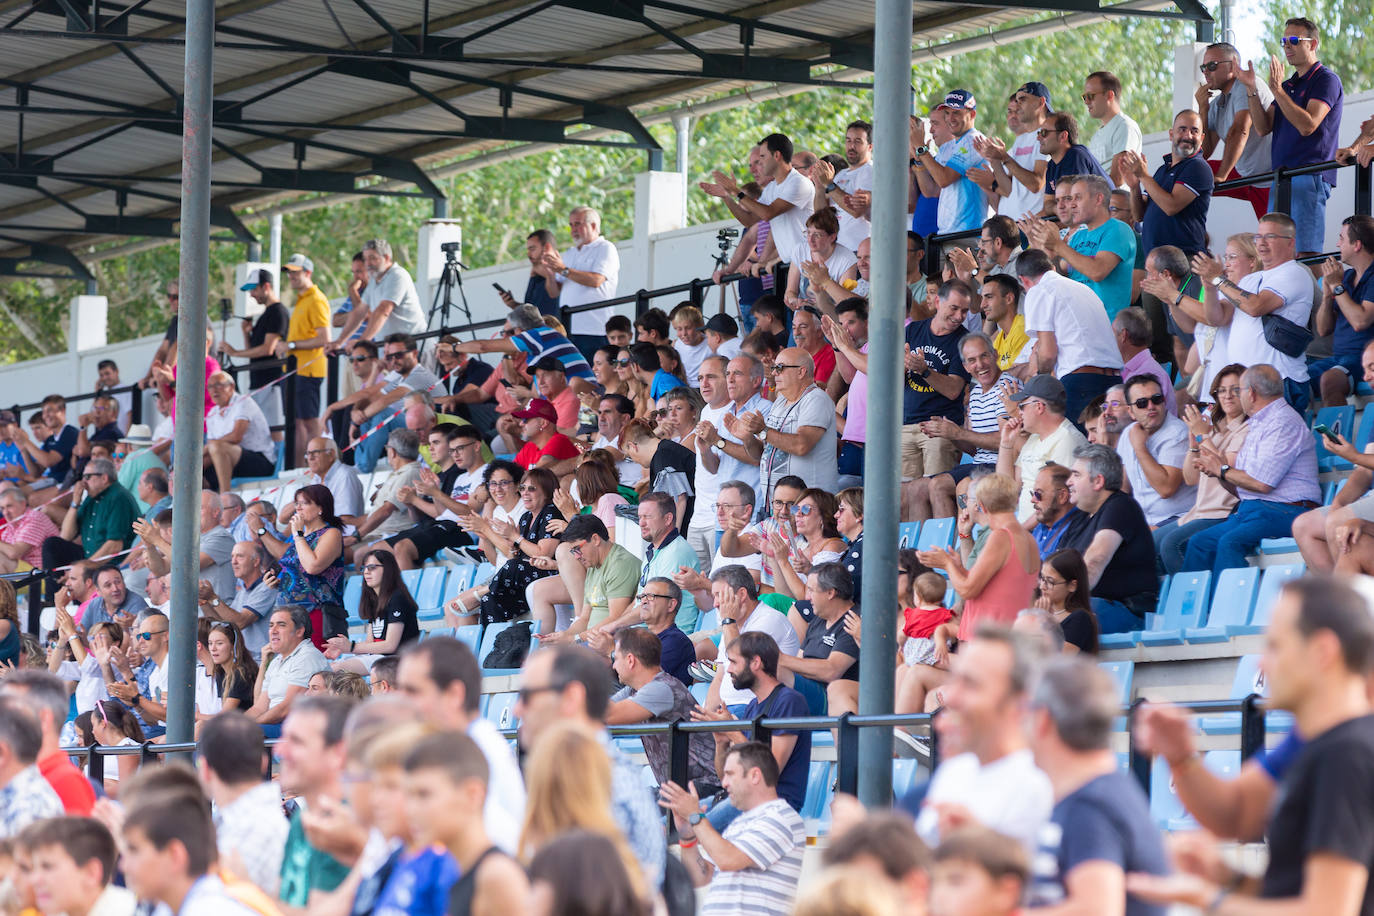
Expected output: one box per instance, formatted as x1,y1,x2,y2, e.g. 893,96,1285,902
428,240,475,345
713,226,739,269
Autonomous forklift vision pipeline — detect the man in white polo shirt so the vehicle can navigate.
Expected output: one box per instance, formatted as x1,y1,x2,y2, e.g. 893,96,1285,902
203,372,275,493
541,205,620,357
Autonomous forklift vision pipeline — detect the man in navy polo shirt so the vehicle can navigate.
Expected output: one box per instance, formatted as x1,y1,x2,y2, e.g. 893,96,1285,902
1120,110,1213,258
1312,215,1374,407
1036,112,1109,217
1240,15,1343,258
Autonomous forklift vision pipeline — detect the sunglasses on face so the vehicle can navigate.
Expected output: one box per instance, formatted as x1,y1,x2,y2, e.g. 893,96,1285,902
361,563,384,572
1278,35,1314,45
1198,61,1229,73
613,359,631,367
1131,394,1166,409
136,630,167,641
793,505,814,517
349,355,371,363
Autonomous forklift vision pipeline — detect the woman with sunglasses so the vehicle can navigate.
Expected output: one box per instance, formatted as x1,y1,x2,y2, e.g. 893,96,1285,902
325,547,419,673
614,348,652,419
769,488,847,601
1155,363,1249,574
204,619,259,713
658,387,703,451
1032,549,1098,654
259,483,347,649
447,462,526,622
455,467,563,626
590,345,630,399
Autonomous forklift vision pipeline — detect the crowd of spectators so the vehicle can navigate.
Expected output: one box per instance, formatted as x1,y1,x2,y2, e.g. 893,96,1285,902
2,15,1374,915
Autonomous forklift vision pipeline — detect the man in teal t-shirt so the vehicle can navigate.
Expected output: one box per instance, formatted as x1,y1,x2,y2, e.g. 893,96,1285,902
1052,174,1138,320
278,696,352,907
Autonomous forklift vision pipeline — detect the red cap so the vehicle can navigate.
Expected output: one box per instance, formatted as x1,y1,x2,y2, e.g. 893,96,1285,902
511,398,558,423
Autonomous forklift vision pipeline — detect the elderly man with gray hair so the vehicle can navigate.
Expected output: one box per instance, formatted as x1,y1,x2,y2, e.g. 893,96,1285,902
452,302,594,388
203,371,276,493
40,456,139,573
1024,657,1168,911
540,206,621,357
1183,363,1320,581
1060,444,1157,633
354,428,426,543
331,237,427,346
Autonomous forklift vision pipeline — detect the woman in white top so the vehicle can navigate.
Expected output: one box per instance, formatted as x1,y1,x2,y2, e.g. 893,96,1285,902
448,460,527,623
785,208,858,308
87,699,144,797
51,611,115,716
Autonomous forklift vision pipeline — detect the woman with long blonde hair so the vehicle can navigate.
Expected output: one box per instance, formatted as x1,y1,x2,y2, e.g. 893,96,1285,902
519,722,648,905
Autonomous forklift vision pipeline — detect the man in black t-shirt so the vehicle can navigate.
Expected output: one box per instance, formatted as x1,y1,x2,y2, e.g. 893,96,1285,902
222,268,291,433
434,340,497,437
778,562,859,716
623,422,695,533
901,280,971,480
1127,575,1374,916
1061,443,1156,631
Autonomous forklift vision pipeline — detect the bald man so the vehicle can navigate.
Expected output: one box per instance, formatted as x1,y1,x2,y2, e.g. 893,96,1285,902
724,345,838,506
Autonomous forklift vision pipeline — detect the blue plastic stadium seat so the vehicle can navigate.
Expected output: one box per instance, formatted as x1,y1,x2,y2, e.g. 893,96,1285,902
472,562,497,586
1313,405,1356,470
892,759,920,800
696,609,720,636
400,568,423,596
1199,655,1262,735
898,522,921,549
1244,563,1306,636
1099,661,1134,707
1324,478,1349,507
414,567,448,622
916,517,955,552
443,566,477,603
454,624,482,655
801,761,833,835
1354,405,1374,451
343,574,364,626
690,683,709,705
1258,537,1299,555
1151,752,1241,830
426,627,456,642
1185,567,1260,643
485,692,520,730
1139,571,1211,646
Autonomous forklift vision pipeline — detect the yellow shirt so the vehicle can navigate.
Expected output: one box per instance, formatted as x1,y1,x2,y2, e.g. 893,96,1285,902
287,285,330,378
992,313,1030,372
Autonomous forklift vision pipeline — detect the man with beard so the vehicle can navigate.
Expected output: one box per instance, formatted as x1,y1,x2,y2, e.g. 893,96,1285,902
1119,111,1214,260
1095,384,1129,448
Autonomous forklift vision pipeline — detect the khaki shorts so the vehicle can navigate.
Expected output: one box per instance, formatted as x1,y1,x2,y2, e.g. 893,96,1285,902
900,424,960,480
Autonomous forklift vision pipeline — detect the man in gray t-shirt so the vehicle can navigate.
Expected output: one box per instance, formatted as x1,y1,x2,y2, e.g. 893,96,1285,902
1199,42,1273,217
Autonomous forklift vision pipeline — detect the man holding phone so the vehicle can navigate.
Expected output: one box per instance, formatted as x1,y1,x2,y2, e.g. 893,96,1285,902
498,229,561,319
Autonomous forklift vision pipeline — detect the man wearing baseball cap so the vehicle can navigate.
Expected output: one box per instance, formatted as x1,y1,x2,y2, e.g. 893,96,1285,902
997,374,1088,522
507,398,580,473
975,82,1054,221
911,90,991,235
272,253,331,466
222,268,290,442
705,313,742,360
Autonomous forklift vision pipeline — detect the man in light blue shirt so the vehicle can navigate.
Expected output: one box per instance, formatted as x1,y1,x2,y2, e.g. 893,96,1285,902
637,492,701,631
913,90,991,234
1040,174,1137,319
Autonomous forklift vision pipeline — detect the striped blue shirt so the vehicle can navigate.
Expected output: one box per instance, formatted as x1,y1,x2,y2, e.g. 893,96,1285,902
511,327,593,379
968,374,1020,463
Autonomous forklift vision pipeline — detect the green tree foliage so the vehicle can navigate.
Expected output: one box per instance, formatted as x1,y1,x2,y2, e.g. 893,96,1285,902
0,5,1238,366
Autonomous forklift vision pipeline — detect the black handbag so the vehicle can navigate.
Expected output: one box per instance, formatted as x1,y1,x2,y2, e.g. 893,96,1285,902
483,620,534,669
1261,311,1314,358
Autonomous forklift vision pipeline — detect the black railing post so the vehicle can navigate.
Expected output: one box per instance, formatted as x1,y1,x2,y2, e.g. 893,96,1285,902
88,746,104,784
26,574,42,636
752,714,771,751
928,709,942,770
924,232,940,283
1127,699,1150,793
326,352,340,426
834,713,860,797
668,720,689,790
634,289,650,321
688,278,706,311
1275,168,1292,217
1240,693,1266,762
130,386,142,426
1357,162,1372,218
282,356,298,470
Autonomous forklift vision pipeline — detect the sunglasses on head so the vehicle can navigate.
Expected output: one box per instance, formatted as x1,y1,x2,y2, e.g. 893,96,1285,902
1131,393,1166,409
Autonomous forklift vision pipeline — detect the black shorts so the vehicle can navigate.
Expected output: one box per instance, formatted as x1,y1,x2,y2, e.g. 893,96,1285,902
233,448,276,478
294,376,323,419
384,519,472,561
940,462,981,484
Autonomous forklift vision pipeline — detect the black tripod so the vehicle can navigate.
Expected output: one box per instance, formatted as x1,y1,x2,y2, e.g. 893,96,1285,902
424,247,476,355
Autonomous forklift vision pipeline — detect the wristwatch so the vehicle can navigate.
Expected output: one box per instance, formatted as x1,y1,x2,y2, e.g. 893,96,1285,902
687,812,704,826
1219,464,1231,482
715,438,728,451
209,598,221,608
1332,284,1348,297
720,618,737,626
287,341,296,350
915,145,930,157
1210,275,1225,287
256,526,267,536
558,266,571,278
824,182,839,193
736,191,747,201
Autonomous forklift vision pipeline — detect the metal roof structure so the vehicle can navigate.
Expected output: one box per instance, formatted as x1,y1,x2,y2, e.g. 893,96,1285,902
0,0,1212,280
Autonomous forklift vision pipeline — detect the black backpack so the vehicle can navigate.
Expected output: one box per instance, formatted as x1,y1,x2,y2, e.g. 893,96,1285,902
483,621,534,669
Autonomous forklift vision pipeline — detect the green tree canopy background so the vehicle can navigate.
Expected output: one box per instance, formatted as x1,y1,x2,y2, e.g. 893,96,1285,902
0,0,1359,365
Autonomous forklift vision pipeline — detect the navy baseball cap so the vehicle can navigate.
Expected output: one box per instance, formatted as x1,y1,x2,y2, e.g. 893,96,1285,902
936,89,977,111
1016,81,1055,113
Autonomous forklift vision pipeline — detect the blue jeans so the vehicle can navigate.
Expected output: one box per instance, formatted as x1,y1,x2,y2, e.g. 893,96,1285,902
259,723,282,739
1061,371,1119,430
736,277,764,333
354,410,405,472
1182,500,1307,582
1153,516,1228,575
1093,597,1145,634
1273,172,1331,253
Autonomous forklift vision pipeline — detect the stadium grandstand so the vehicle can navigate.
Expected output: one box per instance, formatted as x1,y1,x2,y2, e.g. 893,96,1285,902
1,0,1374,914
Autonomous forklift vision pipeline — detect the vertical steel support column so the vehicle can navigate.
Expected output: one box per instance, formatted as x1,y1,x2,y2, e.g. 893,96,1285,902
857,0,913,809
674,114,691,223
167,0,214,745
